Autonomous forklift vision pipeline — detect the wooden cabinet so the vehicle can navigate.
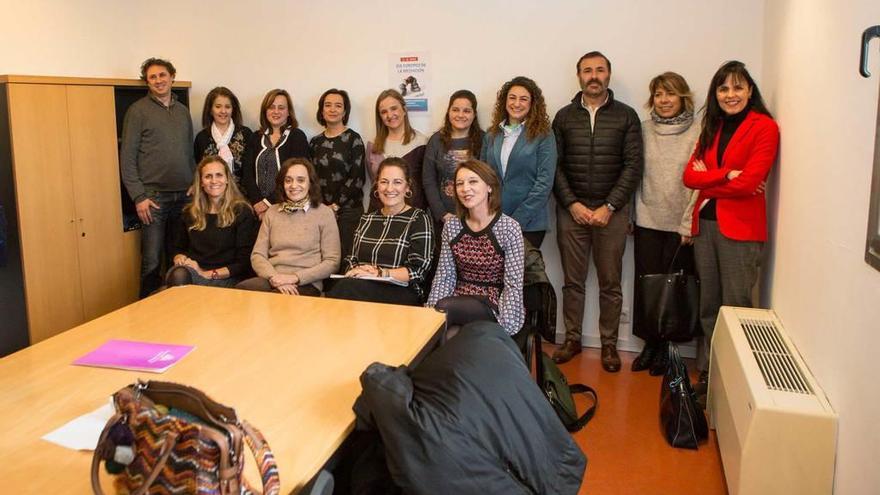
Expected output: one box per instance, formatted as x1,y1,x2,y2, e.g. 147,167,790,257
0,75,190,353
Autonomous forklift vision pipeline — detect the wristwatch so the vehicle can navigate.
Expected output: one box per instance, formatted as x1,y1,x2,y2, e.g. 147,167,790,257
605,202,616,212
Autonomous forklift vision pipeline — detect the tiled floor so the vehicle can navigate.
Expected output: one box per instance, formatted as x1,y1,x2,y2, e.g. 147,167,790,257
547,345,729,495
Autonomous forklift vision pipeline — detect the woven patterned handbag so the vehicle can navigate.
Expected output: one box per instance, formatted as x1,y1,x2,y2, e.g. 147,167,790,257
90,380,280,495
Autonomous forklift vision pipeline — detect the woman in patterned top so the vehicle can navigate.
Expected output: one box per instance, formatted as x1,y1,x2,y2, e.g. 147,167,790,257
193,87,252,182
422,89,484,225
326,157,434,306
241,89,309,220
308,88,365,259
426,159,525,336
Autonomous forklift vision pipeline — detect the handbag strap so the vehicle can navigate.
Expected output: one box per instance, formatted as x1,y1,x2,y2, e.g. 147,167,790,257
665,243,684,274
240,420,281,495
566,384,598,430
533,331,599,431
91,414,179,495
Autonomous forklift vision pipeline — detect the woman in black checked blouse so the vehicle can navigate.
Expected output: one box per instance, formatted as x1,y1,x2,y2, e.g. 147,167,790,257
325,157,434,306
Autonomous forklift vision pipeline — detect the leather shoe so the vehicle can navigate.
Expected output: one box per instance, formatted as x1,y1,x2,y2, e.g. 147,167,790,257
631,343,657,372
601,344,621,372
649,344,670,376
552,340,582,364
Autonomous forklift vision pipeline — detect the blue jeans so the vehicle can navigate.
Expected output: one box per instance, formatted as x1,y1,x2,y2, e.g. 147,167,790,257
140,191,188,297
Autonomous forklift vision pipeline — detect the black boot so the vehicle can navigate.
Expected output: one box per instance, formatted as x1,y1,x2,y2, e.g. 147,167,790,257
648,342,670,376
693,370,709,410
631,342,657,372
692,370,709,395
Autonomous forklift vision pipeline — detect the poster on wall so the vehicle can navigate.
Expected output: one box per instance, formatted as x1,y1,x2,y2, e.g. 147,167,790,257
389,52,430,112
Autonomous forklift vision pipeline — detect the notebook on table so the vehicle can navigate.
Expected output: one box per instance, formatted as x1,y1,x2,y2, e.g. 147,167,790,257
72,339,195,373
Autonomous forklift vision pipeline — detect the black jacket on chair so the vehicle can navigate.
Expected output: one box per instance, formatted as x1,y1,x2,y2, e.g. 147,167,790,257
353,321,586,495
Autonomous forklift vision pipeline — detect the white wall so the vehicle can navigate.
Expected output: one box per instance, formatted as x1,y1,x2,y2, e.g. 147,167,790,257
0,0,766,352
762,1,880,493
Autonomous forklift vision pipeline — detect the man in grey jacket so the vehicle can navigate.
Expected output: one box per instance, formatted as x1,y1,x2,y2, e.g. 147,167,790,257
120,57,194,297
552,51,643,371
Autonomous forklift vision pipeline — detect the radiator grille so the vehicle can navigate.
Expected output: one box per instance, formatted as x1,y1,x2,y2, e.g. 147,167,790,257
741,318,812,395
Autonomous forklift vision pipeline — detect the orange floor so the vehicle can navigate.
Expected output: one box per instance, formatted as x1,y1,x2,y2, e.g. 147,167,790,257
548,345,729,495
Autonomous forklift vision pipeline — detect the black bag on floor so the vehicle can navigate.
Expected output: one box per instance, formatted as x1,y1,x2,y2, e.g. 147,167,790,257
660,343,708,449
637,246,701,342
535,333,597,432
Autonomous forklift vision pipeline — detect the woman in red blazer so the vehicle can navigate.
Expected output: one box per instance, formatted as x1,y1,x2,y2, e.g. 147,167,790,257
683,61,779,403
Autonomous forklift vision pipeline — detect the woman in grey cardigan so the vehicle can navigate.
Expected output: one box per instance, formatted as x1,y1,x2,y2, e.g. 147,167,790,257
631,72,700,374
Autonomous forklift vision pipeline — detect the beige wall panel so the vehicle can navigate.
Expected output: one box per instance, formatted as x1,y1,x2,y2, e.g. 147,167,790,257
7,84,83,342
66,85,138,319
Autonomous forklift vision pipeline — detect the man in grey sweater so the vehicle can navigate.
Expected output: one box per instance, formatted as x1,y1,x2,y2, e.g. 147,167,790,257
120,57,194,297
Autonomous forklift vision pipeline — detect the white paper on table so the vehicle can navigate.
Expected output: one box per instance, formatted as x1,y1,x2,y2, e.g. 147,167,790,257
41,399,114,451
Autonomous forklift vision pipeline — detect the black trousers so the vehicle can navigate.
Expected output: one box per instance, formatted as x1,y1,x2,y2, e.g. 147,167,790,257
632,226,694,344
522,230,545,249
325,278,421,306
337,205,364,263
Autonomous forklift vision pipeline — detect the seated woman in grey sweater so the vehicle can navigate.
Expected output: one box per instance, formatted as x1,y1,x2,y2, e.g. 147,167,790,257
236,158,340,296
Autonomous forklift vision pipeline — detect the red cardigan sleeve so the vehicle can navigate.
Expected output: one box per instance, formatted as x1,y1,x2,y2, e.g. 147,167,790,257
682,148,730,189
701,117,779,198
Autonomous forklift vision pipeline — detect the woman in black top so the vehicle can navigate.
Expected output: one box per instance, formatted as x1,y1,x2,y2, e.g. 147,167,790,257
166,155,257,287
308,88,366,259
241,88,309,219
193,87,252,182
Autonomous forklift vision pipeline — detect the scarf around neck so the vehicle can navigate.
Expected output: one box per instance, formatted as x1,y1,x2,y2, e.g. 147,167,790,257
211,122,236,169
279,198,309,213
650,109,693,126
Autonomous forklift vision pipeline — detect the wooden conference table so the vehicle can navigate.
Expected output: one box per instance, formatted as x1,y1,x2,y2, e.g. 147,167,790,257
0,286,445,494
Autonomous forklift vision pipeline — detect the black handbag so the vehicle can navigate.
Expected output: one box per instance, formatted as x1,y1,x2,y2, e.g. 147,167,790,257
534,332,597,432
637,246,701,342
659,343,708,449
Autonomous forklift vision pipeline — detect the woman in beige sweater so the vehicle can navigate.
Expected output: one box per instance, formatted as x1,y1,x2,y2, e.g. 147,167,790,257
236,158,340,296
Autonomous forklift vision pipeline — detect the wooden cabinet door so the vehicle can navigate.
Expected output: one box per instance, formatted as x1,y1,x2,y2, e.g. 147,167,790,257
7,84,83,342
66,85,138,319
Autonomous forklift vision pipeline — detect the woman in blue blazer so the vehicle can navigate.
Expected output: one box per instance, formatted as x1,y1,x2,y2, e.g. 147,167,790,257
481,76,557,248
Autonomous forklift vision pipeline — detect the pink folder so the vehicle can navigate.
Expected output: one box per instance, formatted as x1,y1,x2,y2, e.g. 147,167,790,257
72,339,195,373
